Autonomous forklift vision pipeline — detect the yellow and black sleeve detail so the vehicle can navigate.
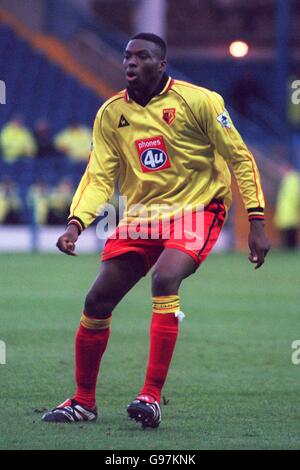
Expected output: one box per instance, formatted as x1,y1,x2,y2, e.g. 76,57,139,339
247,207,265,222
152,295,180,314
80,313,112,330
67,216,85,234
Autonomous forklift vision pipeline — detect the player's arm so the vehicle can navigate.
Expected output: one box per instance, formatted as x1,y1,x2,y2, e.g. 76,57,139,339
199,91,270,268
56,108,120,256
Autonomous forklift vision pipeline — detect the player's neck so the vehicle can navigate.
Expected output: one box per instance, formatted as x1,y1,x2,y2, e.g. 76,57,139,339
128,73,168,106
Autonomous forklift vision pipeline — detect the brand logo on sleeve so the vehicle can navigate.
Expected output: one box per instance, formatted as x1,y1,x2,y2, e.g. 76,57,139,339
217,110,231,128
162,108,176,125
135,136,171,172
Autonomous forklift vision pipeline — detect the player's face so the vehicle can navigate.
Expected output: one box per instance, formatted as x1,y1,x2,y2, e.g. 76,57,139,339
123,39,166,90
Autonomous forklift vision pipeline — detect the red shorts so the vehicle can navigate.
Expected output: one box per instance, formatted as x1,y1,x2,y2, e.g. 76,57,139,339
101,199,226,275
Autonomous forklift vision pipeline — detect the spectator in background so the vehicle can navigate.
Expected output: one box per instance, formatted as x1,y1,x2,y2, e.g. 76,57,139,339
26,181,49,225
34,119,57,158
54,120,92,162
0,178,22,224
0,116,37,162
48,179,73,225
274,165,300,249
230,72,264,117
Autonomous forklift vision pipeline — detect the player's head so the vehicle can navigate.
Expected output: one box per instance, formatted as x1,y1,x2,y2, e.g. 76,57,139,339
123,33,167,90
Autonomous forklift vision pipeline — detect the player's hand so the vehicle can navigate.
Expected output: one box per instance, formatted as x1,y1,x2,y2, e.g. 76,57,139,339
248,220,270,269
56,224,79,256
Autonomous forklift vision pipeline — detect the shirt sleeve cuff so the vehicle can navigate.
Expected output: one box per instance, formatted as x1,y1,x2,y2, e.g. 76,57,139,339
67,217,85,234
247,207,265,221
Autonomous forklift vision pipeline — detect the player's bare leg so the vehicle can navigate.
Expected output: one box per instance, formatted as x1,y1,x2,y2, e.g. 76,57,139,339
151,248,196,295
127,248,196,428
42,252,145,423
84,251,146,317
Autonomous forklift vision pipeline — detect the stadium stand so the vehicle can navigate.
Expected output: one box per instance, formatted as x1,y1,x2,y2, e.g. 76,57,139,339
0,20,101,223
0,23,102,132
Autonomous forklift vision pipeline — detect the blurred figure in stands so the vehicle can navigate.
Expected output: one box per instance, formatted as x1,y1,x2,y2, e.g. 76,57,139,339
34,119,57,159
48,179,73,225
0,178,22,224
27,181,49,225
0,116,37,162
54,119,92,162
274,165,300,249
231,72,264,117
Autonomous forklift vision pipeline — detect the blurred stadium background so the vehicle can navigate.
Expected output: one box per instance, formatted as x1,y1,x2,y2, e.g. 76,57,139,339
0,0,299,252
1,0,300,451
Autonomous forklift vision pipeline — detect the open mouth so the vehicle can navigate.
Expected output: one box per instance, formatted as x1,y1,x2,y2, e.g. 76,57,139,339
126,71,138,81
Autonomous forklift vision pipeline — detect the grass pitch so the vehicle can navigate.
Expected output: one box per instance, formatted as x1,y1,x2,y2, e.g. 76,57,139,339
0,251,299,450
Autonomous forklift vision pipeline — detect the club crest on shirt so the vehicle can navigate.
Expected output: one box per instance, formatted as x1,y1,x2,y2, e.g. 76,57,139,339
216,110,231,129
135,135,171,172
162,108,176,126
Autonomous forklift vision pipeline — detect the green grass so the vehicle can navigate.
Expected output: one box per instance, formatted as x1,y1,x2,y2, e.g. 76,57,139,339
0,251,299,450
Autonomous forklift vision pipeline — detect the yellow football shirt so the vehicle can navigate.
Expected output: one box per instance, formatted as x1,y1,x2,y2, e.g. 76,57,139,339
69,77,265,231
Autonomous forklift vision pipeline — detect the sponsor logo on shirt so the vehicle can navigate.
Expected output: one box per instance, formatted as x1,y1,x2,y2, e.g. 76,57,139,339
162,108,176,125
135,135,171,172
216,110,231,129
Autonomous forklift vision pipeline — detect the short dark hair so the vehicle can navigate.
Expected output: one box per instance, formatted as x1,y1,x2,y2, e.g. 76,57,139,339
130,32,167,59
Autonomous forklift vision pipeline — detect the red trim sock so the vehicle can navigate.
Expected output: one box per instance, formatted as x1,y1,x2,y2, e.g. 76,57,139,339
139,312,179,403
74,315,111,409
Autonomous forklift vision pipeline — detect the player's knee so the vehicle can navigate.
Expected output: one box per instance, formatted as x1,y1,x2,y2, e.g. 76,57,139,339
151,269,180,296
84,290,115,318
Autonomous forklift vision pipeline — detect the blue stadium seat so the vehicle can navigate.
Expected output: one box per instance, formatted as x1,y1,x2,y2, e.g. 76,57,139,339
0,24,101,129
